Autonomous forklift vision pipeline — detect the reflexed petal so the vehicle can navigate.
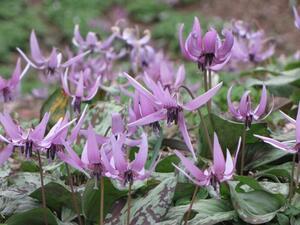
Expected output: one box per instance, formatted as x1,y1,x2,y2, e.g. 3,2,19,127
233,137,242,167
30,113,50,141
183,82,222,111
9,59,21,87
0,113,21,140
75,72,84,97
124,72,156,103
216,30,234,58
253,84,267,118
73,24,84,46
69,105,88,142
296,103,300,143
48,48,59,69
213,133,225,175
179,24,194,60
223,149,234,178
30,30,44,63
110,135,127,173
178,112,196,160
85,76,100,101
227,86,241,119
62,51,90,68
254,134,296,153
128,109,166,127
174,65,185,89
111,113,124,135
61,69,71,96
192,17,202,47
239,90,251,117
293,6,300,30
131,133,148,171
0,144,14,165
87,124,101,163
202,30,217,54
174,150,206,180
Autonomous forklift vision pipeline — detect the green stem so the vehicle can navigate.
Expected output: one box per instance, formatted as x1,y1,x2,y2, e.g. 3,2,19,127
100,176,104,225
290,154,296,202
296,153,300,188
208,69,212,110
184,186,199,225
127,182,132,225
180,85,213,154
240,126,247,175
37,151,48,225
65,164,83,225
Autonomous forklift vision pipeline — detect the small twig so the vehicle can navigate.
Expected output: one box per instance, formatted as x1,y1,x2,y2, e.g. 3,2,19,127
184,186,199,225
37,151,48,225
65,164,83,225
290,154,296,202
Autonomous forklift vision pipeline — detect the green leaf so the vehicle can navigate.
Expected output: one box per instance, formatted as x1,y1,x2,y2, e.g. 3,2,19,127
6,208,58,225
199,113,269,158
105,176,177,225
82,178,127,223
40,88,69,127
155,155,180,173
228,181,286,224
30,182,80,214
165,198,236,225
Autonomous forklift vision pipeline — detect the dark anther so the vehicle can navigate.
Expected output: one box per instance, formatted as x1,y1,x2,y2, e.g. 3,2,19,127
167,107,180,125
249,53,255,62
3,87,12,102
151,121,161,133
92,163,103,180
25,140,33,158
245,115,253,130
124,170,134,185
47,144,65,160
74,96,82,114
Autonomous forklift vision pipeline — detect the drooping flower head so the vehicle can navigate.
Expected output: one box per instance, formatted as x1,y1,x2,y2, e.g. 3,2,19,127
73,25,115,52
0,112,74,163
124,72,222,160
179,17,234,71
17,30,89,76
102,133,158,186
0,59,29,102
227,84,272,129
173,133,240,189
231,20,275,64
255,103,300,154
62,68,100,114
293,6,300,30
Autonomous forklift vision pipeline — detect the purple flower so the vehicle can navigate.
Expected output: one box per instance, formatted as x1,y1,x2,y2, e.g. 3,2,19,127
179,17,234,71
293,6,300,30
173,133,240,187
0,112,74,163
173,150,211,186
59,123,105,178
0,59,29,102
124,72,222,160
232,29,275,63
211,133,241,183
255,103,300,154
62,69,100,114
73,25,115,52
17,30,89,76
227,84,272,128
41,106,88,160
145,52,186,91
102,133,158,186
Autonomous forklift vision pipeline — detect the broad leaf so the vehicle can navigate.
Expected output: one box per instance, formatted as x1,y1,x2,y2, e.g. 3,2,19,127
229,181,286,224
6,208,58,225
105,176,177,225
165,198,236,225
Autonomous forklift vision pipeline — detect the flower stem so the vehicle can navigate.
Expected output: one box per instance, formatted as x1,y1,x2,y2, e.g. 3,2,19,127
239,126,247,175
296,153,300,188
208,69,212,111
290,154,296,202
100,176,104,225
180,85,213,153
65,164,83,225
127,182,132,225
37,151,48,225
184,186,199,225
